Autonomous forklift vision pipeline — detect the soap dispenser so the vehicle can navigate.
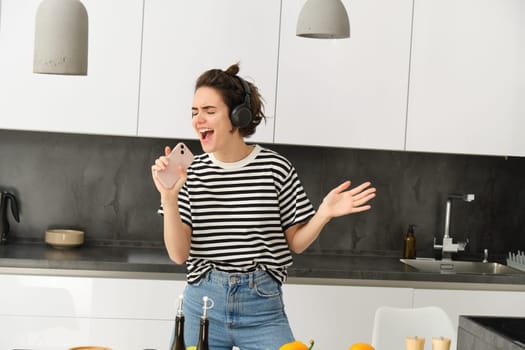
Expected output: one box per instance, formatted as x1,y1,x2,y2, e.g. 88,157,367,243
403,224,416,259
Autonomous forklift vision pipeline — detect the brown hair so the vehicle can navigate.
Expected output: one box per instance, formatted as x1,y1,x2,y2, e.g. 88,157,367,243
195,63,265,137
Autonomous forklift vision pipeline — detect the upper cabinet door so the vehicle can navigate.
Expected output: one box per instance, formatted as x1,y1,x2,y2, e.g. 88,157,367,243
406,0,525,156
0,0,143,136
138,0,281,143
275,0,413,150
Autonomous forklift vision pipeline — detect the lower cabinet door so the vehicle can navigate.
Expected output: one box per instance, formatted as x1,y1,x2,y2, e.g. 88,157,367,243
0,315,173,350
282,284,413,349
413,288,525,329
413,288,525,350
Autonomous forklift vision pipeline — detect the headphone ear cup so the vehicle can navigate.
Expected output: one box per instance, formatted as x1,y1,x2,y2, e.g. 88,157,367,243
230,104,253,128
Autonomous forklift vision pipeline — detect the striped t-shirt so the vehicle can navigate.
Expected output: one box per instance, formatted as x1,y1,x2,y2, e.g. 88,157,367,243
159,145,315,284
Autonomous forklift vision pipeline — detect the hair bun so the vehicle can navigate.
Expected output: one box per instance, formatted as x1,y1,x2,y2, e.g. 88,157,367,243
224,62,240,76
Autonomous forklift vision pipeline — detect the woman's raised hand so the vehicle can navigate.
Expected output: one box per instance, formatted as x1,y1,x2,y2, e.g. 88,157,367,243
319,180,376,219
151,146,188,200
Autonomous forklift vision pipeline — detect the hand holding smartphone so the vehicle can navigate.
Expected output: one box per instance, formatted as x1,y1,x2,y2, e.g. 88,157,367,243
157,142,194,189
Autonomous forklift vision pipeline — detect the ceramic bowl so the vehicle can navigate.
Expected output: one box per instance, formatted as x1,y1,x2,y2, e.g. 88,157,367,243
45,229,85,249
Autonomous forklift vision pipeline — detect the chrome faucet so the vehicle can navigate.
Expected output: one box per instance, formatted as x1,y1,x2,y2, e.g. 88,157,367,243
433,193,474,260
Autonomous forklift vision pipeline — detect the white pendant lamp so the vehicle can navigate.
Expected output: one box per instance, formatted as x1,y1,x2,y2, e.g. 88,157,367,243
296,0,350,39
33,0,89,75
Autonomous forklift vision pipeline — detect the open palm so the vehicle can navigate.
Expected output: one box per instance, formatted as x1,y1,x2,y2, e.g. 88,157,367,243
320,181,376,219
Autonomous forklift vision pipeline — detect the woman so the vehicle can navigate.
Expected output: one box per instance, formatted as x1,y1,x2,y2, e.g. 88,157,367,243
151,63,376,350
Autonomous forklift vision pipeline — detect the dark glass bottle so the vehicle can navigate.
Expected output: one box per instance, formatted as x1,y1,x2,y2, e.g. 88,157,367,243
170,295,185,350
403,224,417,259
196,296,210,350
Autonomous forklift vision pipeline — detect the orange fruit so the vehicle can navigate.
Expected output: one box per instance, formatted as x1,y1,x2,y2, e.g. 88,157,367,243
349,342,375,350
279,339,314,350
279,341,308,350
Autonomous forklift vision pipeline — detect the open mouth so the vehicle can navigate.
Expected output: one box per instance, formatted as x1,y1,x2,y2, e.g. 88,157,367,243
199,128,214,141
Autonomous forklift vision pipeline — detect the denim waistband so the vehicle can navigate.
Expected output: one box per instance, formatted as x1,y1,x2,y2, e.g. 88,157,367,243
202,269,272,286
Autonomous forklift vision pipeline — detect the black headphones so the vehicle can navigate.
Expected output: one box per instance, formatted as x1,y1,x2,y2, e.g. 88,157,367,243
230,76,253,128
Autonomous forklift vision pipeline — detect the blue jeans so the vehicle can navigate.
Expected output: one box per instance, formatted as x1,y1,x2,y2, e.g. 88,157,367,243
179,269,295,350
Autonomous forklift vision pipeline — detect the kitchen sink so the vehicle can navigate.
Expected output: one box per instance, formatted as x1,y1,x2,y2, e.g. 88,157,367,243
400,258,524,275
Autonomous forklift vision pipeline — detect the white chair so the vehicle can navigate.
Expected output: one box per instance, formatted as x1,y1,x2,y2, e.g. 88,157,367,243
371,306,456,350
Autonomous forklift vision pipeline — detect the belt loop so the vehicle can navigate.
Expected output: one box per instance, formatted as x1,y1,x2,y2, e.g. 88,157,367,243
205,269,212,283
249,272,255,289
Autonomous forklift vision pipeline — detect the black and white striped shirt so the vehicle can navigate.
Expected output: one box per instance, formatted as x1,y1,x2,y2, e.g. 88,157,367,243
159,145,315,284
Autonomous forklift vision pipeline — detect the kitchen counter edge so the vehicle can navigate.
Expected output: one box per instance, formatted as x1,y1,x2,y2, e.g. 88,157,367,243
2,243,525,291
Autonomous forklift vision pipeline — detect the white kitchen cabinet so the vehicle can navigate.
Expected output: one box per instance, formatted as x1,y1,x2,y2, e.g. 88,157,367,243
0,272,414,349
0,274,186,350
0,315,172,350
4,270,525,350
0,0,143,136
138,0,281,144
275,0,413,150
413,288,525,330
413,288,525,350
283,283,413,349
285,283,525,350
406,0,525,156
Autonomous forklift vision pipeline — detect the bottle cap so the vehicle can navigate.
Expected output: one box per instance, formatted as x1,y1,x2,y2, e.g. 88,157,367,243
176,294,184,316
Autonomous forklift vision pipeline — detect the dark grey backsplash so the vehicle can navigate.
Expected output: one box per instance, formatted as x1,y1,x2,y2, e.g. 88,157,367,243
1,129,524,258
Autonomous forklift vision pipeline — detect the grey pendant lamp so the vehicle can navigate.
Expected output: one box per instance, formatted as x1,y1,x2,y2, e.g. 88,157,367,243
296,0,350,39
33,0,89,75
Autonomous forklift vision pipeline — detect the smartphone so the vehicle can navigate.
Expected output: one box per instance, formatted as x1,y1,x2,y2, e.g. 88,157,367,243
157,142,194,188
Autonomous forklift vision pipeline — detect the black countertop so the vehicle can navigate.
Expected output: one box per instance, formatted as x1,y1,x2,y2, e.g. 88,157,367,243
1,242,525,288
